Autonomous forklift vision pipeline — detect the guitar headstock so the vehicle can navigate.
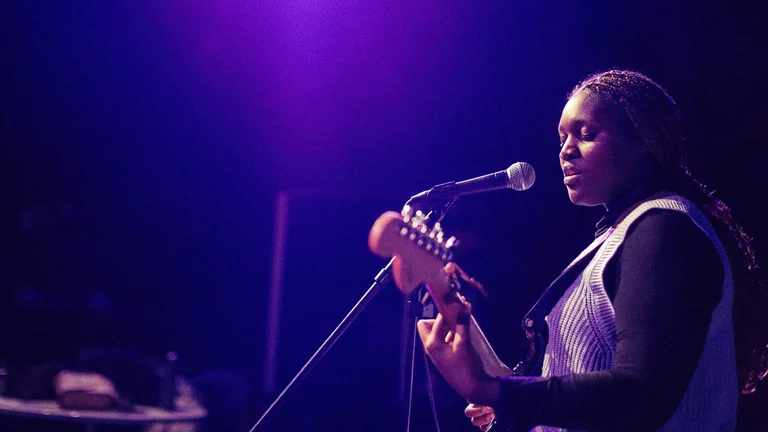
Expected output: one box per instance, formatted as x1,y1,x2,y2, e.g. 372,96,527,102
370,208,514,383
368,206,458,296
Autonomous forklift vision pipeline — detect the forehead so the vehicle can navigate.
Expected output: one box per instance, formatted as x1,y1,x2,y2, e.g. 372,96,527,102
558,90,612,129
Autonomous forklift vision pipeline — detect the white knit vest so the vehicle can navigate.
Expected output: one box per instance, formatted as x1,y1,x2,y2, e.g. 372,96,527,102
537,196,736,432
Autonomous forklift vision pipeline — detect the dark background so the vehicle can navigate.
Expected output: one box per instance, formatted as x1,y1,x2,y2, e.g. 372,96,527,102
1,1,766,431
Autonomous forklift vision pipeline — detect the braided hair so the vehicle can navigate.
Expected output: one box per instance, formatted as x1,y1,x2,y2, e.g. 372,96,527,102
568,70,766,394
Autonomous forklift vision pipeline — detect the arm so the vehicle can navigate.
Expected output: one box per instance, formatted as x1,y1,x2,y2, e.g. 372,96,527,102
503,210,723,430
422,210,724,431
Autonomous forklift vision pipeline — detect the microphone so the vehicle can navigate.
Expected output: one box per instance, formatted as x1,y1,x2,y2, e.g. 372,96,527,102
407,162,535,203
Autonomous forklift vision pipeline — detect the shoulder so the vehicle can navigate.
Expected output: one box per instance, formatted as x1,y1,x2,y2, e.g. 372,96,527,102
623,207,720,262
626,208,708,243
618,208,723,301
617,194,718,250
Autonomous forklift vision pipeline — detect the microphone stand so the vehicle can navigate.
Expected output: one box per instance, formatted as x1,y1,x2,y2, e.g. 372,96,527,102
250,197,457,432
403,286,443,432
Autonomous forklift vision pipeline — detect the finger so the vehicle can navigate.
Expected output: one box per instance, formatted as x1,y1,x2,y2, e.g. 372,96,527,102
454,318,470,343
444,330,454,344
462,297,473,315
431,313,451,342
464,404,493,418
417,319,436,346
471,412,495,427
417,318,435,333
454,297,473,327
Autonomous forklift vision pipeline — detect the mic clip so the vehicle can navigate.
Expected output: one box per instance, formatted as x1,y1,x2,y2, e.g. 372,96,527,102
406,181,458,205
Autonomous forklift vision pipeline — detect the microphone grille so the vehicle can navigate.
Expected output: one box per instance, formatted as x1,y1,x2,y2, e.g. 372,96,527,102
506,162,536,191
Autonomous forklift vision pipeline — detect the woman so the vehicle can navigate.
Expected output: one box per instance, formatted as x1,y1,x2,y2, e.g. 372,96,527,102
417,70,765,432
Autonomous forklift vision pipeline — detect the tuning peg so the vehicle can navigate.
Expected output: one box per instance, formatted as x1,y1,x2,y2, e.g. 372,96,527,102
410,210,427,228
444,236,459,249
435,231,445,244
401,206,416,224
429,222,442,238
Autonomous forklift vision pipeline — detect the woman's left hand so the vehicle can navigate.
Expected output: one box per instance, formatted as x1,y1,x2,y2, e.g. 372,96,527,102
416,308,499,405
465,403,496,431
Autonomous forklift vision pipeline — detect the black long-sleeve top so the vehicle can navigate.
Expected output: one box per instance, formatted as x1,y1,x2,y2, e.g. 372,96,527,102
494,196,725,431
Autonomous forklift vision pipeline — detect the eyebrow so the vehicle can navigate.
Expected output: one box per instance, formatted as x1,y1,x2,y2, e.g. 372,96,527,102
558,118,594,133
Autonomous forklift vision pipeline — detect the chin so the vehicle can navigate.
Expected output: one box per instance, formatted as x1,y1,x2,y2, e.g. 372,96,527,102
567,190,602,207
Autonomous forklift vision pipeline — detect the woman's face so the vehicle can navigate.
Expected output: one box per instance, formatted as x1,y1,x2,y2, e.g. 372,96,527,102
558,90,649,208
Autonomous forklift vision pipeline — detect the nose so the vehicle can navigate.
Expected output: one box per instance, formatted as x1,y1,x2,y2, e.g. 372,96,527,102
559,138,579,161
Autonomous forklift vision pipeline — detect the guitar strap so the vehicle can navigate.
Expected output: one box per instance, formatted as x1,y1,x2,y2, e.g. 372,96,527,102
517,228,613,375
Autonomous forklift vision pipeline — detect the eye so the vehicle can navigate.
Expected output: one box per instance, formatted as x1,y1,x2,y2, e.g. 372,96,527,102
580,132,596,141
558,135,567,147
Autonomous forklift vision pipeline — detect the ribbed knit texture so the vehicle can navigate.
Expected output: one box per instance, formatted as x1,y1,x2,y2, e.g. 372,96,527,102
536,196,736,432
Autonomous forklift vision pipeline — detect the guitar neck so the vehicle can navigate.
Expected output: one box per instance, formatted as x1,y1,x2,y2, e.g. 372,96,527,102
423,282,513,379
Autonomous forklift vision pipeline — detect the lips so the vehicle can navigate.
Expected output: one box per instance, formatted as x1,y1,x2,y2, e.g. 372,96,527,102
562,164,581,177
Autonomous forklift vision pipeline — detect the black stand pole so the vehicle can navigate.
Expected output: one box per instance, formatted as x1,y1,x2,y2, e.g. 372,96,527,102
250,197,456,432
424,341,443,432
404,288,442,432
249,258,395,432
405,306,418,432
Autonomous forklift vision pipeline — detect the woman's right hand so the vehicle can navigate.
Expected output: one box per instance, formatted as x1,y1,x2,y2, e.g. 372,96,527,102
465,403,495,431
